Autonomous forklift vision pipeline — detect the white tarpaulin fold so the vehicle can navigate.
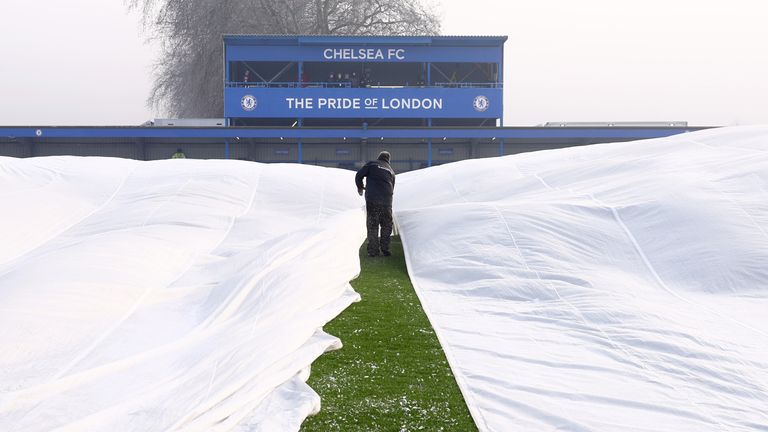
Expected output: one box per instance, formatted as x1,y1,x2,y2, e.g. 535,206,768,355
0,157,365,431
396,126,768,431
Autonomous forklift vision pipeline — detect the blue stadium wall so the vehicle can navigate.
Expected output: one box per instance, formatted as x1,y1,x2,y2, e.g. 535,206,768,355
0,126,709,172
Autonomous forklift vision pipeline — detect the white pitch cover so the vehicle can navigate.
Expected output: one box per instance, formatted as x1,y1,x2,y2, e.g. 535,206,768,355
3,127,768,431
0,157,365,431
395,126,768,431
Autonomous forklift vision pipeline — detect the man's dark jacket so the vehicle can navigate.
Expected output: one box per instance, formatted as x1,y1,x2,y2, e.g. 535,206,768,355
355,159,395,206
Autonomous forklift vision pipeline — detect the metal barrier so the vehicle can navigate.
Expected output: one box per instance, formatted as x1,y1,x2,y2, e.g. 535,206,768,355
226,81,502,89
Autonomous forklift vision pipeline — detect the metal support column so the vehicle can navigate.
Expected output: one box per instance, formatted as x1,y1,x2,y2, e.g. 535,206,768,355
224,40,230,127
298,61,303,86
427,117,432,167
297,118,303,163
499,49,504,127
298,140,303,163
224,140,230,159
427,140,433,167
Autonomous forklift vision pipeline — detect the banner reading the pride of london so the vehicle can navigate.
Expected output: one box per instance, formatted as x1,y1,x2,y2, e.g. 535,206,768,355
225,87,502,119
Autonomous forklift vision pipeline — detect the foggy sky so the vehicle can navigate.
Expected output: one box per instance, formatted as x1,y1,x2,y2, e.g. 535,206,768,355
1,0,766,126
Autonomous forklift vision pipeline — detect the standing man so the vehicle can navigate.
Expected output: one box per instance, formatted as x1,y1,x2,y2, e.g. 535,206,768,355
355,151,395,257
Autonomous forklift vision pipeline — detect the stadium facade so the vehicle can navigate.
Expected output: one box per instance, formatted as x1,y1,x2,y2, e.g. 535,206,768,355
0,35,707,171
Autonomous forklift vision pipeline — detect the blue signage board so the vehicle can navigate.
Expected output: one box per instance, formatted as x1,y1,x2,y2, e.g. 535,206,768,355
225,87,501,119
226,45,501,63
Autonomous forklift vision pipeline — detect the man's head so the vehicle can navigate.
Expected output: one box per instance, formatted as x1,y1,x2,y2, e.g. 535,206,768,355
377,151,391,163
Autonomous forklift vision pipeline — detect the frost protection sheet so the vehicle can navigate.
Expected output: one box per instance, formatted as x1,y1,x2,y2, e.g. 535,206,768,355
396,126,768,431
0,156,365,431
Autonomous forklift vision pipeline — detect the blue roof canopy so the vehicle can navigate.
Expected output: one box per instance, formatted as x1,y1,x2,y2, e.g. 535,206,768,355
223,35,508,47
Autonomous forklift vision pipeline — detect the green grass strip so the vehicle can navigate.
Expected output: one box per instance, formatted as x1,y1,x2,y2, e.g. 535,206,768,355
302,236,477,432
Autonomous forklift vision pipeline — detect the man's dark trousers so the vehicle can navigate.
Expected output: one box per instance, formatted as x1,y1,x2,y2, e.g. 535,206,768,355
366,203,393,256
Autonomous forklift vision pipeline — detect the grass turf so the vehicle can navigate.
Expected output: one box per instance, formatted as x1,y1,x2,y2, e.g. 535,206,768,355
301,236,477,432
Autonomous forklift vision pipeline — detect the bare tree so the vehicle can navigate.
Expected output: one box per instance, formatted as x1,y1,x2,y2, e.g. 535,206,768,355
129,0,441,118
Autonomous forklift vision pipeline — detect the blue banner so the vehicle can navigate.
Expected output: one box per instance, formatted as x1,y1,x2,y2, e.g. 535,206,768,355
225,87,502,119
226,45,501,63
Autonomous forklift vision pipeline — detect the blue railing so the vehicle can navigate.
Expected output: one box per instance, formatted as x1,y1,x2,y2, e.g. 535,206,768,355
228,81,352,88
432,82,503,88
226,81,502,89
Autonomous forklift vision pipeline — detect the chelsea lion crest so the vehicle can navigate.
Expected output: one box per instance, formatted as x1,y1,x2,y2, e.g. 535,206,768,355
472,95,489,112
241,95,257,111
